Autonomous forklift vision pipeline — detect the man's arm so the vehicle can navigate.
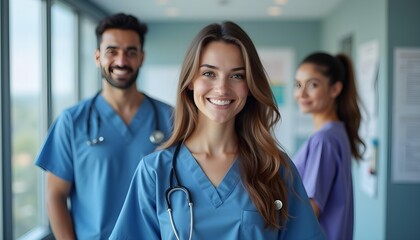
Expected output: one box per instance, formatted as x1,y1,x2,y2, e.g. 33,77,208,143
46,172,75,240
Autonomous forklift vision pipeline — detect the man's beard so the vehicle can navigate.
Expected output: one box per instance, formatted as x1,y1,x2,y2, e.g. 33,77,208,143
101,65,140,89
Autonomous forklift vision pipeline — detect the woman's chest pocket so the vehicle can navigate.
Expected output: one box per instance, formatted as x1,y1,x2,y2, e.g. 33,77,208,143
241,210,278,240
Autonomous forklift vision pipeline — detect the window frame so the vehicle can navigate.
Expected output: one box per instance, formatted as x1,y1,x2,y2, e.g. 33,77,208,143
1,0,14,239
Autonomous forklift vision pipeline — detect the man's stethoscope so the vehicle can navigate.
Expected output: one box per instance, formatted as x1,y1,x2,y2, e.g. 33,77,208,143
165,143,193,240
86,90,165,145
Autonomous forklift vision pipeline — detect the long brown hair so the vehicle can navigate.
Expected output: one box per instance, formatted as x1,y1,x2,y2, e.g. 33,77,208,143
300,52,366,160
162,21,291,228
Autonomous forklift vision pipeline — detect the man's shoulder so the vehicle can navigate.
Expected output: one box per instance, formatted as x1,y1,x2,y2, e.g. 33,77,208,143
147,96,173,108
55,98,91,122
146,96,174,116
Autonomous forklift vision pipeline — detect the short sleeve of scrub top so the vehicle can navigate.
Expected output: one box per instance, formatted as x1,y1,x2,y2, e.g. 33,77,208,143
110,145,325,240
279,159,326,239
36,110,75,182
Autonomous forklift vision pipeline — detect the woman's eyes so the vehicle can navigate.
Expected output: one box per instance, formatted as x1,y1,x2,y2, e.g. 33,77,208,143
294,82,318,89
202,71,215,78
308,82,318,89
201,71,245,80
231,73,245,80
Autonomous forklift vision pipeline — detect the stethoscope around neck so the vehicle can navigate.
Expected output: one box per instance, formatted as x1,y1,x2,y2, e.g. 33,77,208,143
165,142,193,240
164,142,284,239
85,90,165,146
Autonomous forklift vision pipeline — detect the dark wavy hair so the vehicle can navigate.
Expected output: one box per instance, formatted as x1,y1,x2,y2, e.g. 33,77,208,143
95,13,148,51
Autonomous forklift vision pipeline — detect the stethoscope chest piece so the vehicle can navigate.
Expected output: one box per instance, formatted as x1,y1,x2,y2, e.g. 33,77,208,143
150,130,165,144
86,136,104,146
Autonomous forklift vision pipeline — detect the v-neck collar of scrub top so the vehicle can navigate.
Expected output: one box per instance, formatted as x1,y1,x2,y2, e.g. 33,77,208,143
95,94,153,143
177,144,241,208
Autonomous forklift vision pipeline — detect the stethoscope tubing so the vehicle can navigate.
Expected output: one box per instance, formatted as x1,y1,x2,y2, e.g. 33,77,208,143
86,90,164,145
86,91,103,145
165,142,194,240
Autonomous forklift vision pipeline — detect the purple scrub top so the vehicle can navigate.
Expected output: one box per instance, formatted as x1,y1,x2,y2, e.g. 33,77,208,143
293,121,354,240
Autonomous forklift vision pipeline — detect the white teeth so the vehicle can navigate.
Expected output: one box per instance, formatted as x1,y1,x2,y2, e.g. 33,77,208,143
112,69,128,75
209,99,231,106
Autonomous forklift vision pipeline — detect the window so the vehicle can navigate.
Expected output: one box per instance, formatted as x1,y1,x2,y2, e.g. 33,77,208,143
3,0,105,238
51,2,78,118
80,15,101,99
10,0,43,237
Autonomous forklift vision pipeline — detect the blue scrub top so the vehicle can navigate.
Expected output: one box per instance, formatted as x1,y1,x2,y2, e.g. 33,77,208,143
110,144,325,240
35,94,173,239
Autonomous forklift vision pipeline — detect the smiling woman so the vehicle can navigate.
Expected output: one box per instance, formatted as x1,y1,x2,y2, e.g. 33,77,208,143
110,21,325,240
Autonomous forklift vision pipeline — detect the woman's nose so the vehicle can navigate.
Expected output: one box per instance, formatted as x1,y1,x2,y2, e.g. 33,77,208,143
215,78,229,95
295,86,307,98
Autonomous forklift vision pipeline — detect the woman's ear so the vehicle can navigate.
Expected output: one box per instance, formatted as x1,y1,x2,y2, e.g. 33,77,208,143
188,83,193,90
330,81,343,98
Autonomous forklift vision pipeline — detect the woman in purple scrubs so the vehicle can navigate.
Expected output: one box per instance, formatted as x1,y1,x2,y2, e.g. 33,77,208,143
293,52,366,240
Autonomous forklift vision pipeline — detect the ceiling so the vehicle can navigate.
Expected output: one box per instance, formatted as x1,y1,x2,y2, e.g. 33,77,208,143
89,0,344,22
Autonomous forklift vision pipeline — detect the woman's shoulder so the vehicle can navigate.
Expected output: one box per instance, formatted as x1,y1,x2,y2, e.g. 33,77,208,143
142,145,177,166
277,149,299,177
310,122,345,143
140,144,189,181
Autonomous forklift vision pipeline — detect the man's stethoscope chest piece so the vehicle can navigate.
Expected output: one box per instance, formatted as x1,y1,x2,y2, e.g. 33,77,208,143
150,130,165,144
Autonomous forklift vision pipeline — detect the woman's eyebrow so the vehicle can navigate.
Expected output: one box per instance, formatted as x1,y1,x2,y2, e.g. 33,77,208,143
199,64,245,72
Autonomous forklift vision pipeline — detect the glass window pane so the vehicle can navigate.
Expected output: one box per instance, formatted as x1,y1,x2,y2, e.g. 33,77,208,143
10,0,43,237
52,3,77,118
80,15,100,99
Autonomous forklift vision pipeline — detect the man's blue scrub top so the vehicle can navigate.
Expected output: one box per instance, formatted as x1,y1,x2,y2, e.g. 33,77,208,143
35,94,173,239
110,144,325,240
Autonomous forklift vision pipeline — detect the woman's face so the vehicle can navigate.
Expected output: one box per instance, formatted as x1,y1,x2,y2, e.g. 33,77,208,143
294,63,341,115
189,41,249,124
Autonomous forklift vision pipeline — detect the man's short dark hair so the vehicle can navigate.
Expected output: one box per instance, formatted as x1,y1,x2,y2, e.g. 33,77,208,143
95,13,148,51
